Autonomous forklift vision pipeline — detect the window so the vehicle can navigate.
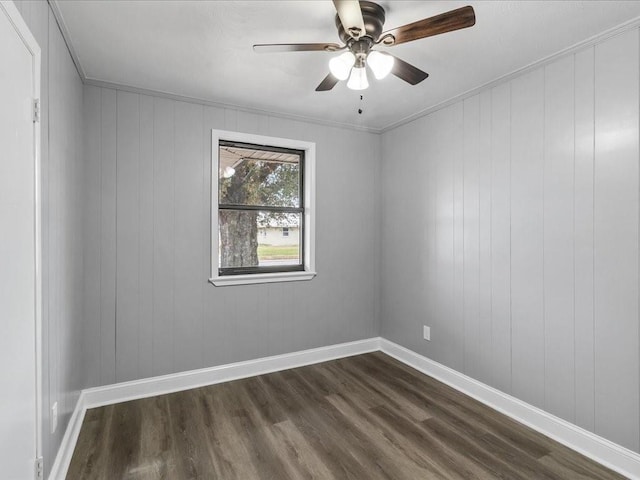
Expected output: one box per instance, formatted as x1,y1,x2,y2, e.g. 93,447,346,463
210,130,316,286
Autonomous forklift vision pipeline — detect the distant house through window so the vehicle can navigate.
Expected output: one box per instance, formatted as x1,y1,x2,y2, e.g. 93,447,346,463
210,130,316,286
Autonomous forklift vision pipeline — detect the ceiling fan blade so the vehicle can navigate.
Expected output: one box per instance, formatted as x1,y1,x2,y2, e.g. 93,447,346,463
390,56,429,85
333,0,366,39
253,43,342,53
382,5,475,46
315,73,340,91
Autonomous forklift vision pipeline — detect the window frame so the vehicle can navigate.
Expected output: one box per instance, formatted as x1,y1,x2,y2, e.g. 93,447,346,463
210,129,316,286
218,139,305,277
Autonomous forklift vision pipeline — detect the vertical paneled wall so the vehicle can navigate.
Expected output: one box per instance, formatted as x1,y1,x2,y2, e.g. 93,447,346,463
82,86,381,386
13,1,86,477
381,29,640,452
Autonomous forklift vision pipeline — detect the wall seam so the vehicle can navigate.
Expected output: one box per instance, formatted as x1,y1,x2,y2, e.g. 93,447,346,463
592,41,597,438
637,25,640,452
489,88,494,387
462,100,466,375
98,89,104,384
171,101,176,373
114,90,119,382
542,63,547,411
201,105,206,368
508,81,513,394
137,93,141,380
477,96,481,380
572,52,577,425
151,97,156,375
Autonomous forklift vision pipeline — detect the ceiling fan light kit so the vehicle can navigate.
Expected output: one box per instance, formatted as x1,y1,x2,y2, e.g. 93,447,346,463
329,51,356,80
254,1,476,92
328,43,393,88
367,51,394,80
347,64,369,90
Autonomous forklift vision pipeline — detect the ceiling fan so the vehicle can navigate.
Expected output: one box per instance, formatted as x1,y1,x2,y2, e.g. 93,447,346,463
254,1,476,92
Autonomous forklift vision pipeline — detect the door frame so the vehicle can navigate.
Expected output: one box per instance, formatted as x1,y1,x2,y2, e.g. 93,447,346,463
0,0,43,464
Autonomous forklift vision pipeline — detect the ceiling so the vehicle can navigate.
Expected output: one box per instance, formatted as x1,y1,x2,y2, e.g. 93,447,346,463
55,1,640,132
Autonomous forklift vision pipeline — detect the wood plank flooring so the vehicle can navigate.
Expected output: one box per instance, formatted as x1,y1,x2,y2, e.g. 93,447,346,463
66,352,626,479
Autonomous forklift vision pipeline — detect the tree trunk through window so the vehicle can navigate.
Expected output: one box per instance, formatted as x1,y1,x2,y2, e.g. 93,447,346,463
219,210,259,267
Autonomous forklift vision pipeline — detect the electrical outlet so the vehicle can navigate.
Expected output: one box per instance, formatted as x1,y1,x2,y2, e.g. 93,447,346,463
423,325,431,341
51,402,58,434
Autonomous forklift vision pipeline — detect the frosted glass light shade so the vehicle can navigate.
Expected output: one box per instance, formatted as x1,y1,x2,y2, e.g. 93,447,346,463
367,51,394,79
329,51,356,80
347,65,369,90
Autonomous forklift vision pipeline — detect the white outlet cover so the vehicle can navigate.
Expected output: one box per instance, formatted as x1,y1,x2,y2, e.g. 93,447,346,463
423,326,431,341
51,402,58,434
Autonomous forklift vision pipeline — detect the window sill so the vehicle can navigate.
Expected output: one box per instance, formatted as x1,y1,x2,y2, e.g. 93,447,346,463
209,271,317,287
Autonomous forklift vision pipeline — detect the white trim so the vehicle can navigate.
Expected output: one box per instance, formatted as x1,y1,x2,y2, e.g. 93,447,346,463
210,129,316,286
379,338,640,480
47,0,379,136
84,77,381,134
380,16,640,133
1,0,43,466
46,1,640,133
84,337,377,408
47,393,86,480
49,336,640,479
210,270,316,286
47,0,85,80
48,337,380,479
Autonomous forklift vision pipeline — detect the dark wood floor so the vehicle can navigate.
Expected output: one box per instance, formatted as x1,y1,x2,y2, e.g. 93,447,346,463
67,352,626,479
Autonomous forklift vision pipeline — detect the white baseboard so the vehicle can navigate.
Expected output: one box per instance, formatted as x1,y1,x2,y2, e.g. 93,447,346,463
48,391,87,480
81,337,380,408
379,338,640,480
49,336,640,480
48,337,380,479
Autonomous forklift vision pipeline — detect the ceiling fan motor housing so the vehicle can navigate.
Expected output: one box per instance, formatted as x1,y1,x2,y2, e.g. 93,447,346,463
336,1,386,43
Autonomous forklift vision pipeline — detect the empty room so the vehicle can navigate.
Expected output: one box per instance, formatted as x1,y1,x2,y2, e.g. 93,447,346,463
3,0,640,478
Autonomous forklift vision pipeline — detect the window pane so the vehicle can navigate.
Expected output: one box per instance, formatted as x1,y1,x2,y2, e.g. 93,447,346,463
219,209,301,268
219,144,300,208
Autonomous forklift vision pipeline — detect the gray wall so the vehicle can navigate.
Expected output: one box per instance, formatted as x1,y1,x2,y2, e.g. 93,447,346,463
16,0,640,468
381,28,640,453
13,1,86,476
82,85,381,386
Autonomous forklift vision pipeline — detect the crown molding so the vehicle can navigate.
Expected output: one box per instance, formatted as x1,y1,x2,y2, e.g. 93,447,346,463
82,77,382,134
48,1,381,134
47,0,85,80
47,1,640,135
380,14,640,134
